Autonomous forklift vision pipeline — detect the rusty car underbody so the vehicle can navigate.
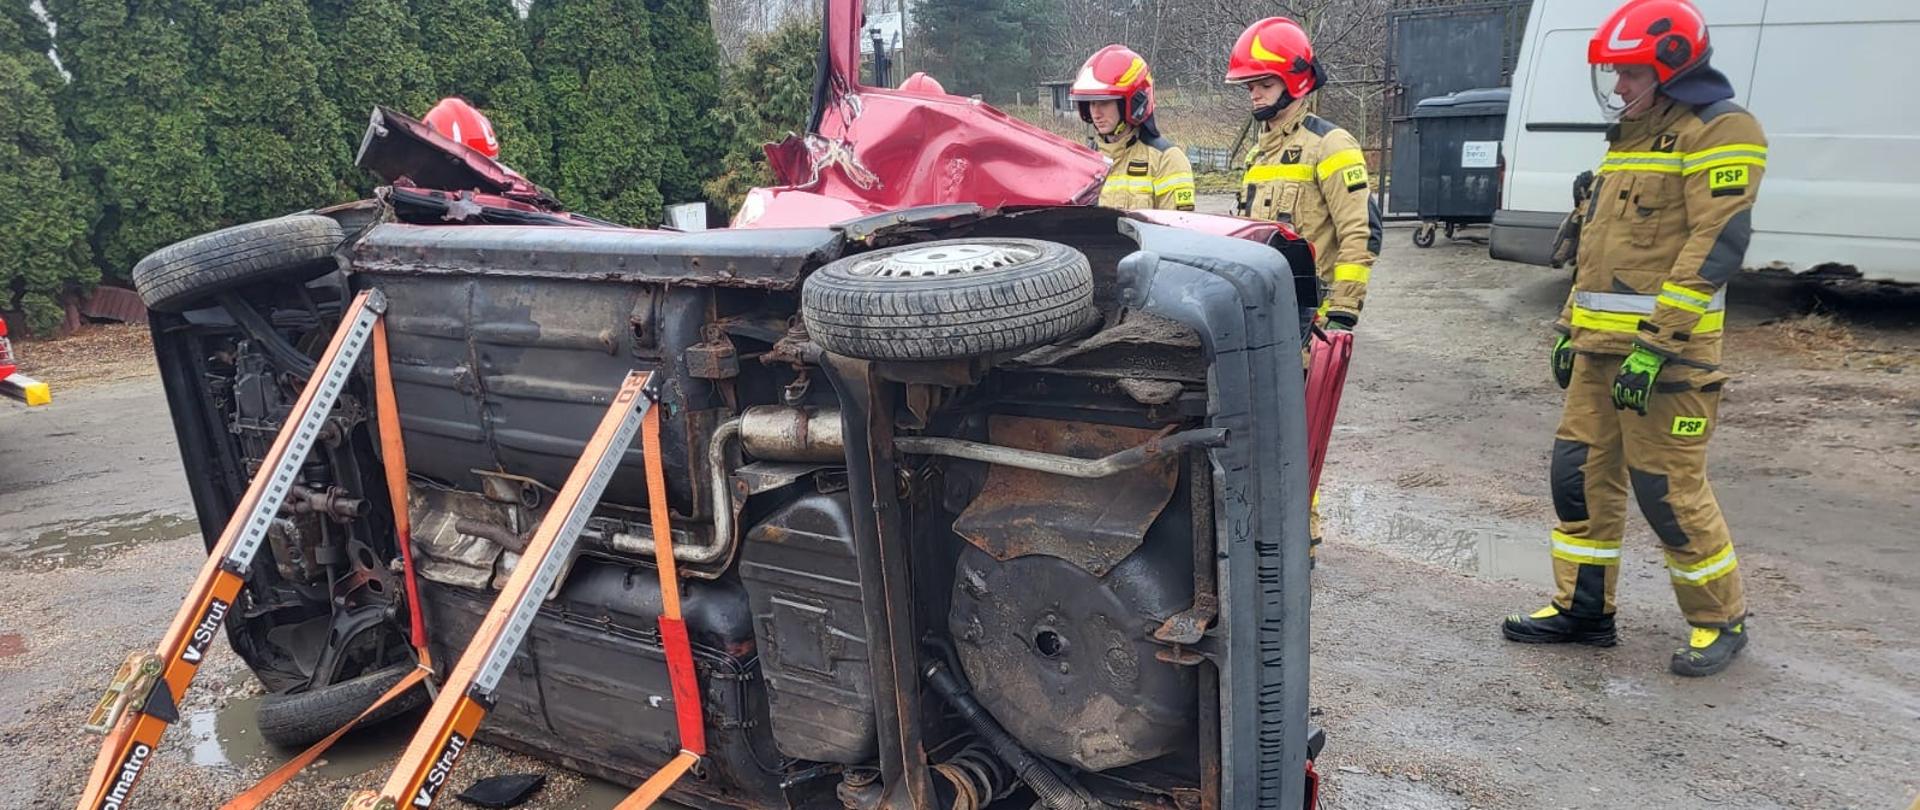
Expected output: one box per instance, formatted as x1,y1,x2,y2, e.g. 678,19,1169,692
143,4,1324,808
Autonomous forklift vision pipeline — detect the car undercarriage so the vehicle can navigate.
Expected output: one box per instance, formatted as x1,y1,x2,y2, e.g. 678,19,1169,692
136,4,1327,807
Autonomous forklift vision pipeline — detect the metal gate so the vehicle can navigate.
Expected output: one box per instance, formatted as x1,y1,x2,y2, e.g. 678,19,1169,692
1381,0,1532,215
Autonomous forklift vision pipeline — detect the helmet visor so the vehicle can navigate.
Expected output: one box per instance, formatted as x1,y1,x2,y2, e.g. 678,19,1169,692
1591,64,1629,122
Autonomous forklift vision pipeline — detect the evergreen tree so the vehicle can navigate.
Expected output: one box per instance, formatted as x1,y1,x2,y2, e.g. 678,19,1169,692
529,0,668,225
312,0,438,192
198,0,354,224
412,0,550,179
644,0,725,206
704,19,818,212
0,4,97,331
50,0,222,278
911,0,1051,103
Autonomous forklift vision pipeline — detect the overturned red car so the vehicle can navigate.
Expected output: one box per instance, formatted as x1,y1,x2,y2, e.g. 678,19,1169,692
128,2,1328,807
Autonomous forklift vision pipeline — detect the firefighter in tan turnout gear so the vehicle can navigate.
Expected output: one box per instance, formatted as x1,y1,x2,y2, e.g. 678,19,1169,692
1073,45,1196,211
1503,0,1765,677
1227,17,1380,557
1227,17,1379,330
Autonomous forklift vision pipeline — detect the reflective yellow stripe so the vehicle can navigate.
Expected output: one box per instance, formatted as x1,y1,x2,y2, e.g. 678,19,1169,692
1153,173,1194,193
1669,543,1738,585
1552,531,1622,566
1600,162,1683,175
1660,282,1713,305
1602,151,1683,175
1115,57,1146,87
1244,164,1315,184
1603,144,1769,177
1316,148,1366,179
1569,306,1643,334
1682,143,1767,175
1573,304,1722,334
1684,155,1766,176
1333,263,1370,284
1657,293,1708,315
1103,177,1154,191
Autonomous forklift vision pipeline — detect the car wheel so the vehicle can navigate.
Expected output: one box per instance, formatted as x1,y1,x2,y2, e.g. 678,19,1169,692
131,215,344,313
800,238,1096,361
254,663,428,748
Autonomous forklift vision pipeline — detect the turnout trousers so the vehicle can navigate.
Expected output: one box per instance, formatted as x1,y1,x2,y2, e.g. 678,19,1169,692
1548,352,1746,627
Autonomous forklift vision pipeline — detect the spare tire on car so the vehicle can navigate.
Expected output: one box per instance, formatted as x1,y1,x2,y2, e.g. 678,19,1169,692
131,214,344,312
800,238,1096,361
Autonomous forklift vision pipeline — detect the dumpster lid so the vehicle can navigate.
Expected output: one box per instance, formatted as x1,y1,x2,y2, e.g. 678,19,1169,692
1411,87,1511,118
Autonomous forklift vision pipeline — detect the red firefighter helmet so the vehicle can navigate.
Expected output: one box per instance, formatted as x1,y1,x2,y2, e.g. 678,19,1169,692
1069,45,1155,127
423,97,500,158
1588,0,1710,80
1587,0,1711,119
899,72,947,96
1225,17,1322,99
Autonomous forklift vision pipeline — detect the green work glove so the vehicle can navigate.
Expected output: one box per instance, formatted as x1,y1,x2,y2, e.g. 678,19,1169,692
1324,311,1357,332
1551,334,1575,390
1612,346,1667,415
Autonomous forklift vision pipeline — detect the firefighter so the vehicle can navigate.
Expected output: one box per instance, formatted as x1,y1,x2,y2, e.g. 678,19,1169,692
1502,0,1765,677
1227,18,1380,559
423,97,501,158
1226,17,1379,331
1071,45,1196,212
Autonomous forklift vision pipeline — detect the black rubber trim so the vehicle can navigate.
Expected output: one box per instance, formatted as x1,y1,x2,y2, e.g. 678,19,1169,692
1526,122,1611,133
1570,564,1610,619
1629,467,1693,549
1551,439,1591,522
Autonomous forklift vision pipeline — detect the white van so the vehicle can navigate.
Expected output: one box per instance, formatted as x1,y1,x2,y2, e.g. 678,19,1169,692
1490,0,1920,285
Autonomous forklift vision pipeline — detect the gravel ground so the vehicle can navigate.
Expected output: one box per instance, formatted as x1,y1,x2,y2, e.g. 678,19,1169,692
4,215,1917,808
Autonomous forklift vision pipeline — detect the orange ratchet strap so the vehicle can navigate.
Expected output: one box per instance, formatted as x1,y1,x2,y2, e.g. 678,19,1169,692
75,290,388,810
611,402,707,809
371,316,430,657
350,371,659,810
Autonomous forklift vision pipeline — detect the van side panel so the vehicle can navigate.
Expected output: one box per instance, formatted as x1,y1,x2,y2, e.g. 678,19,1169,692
1744,2,1920,282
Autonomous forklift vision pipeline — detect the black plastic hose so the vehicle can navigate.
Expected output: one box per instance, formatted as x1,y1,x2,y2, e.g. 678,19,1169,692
922,657,1106,810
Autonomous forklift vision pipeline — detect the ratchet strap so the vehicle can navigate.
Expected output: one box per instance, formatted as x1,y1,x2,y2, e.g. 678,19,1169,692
611,403,707,809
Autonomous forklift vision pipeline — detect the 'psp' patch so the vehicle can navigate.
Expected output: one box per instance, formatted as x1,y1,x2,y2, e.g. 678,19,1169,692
1708,165,1749,197
1342,165,1369,192
1172,188,1195,207
1671,416,1709,437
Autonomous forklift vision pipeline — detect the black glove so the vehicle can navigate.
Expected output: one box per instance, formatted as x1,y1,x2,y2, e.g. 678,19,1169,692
1551,334,1575,389
1611,347,1667,415
1549,213,1581,269
1550,171,1596,269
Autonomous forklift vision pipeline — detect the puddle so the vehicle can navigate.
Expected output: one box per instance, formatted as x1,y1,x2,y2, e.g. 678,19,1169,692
1325,484,1556,589
0,511,198,569
181,693,420,780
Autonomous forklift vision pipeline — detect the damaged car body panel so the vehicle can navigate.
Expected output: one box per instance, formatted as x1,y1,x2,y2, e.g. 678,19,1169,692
140,0,1319,806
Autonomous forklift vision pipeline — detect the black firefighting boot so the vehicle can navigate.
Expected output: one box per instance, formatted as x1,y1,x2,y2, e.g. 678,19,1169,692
1670,621,1748,677
1501,604,1617,646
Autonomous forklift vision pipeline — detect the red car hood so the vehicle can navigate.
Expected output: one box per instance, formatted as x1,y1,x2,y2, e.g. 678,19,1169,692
733,0,1123,229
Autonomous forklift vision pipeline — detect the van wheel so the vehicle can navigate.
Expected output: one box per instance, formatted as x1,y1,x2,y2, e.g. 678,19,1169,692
132,215,343,312
255,663,428,748
801,238,1096,361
